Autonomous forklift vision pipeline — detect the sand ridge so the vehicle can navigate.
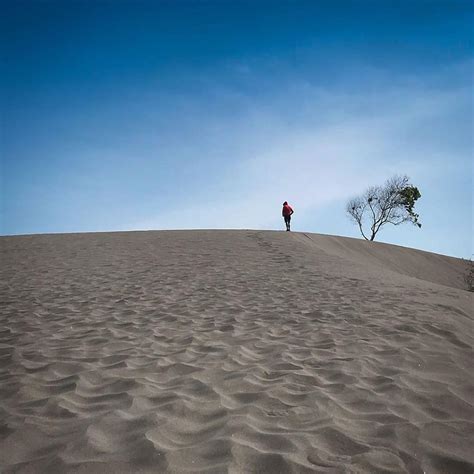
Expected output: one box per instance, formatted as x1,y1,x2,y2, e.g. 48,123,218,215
1,230,473,473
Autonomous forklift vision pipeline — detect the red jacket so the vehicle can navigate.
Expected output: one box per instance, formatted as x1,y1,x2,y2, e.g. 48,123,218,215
282,204,293,217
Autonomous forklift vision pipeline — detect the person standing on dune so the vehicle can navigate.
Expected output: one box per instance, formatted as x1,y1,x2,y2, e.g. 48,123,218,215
282,201,294,231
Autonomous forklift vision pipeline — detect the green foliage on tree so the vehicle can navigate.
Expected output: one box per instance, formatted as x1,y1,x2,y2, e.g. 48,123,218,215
399,186,422,228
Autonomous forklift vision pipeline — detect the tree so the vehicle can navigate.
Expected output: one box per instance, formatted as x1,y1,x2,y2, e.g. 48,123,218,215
346,175,421,241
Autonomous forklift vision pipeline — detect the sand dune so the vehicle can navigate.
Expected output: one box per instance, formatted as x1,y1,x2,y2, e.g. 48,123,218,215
1,230,472,473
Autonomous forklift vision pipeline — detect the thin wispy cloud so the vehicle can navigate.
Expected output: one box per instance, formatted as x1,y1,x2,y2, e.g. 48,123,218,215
133,61,471,241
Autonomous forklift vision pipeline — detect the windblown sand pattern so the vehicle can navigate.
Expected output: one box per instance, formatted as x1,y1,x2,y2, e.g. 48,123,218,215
1,230,473,473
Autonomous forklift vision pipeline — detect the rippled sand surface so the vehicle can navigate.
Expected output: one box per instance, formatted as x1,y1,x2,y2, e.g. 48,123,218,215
1,230,473,473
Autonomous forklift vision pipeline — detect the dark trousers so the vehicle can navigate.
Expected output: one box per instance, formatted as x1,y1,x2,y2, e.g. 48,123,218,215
284,215,291,231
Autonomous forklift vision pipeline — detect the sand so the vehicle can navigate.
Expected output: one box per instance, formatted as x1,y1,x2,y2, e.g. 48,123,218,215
1,230,473,473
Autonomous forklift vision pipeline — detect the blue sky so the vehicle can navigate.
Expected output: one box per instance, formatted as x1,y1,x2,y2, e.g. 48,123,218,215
1,0,472,257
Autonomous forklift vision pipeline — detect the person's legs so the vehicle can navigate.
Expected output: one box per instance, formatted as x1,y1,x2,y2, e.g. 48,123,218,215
284,215,291,231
